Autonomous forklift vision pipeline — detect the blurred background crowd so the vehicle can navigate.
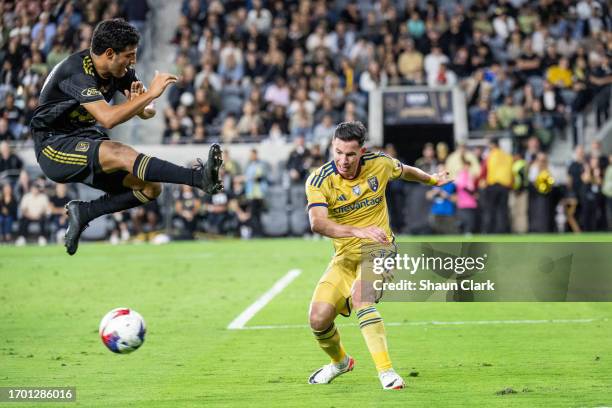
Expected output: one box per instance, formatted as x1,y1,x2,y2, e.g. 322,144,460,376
0,0,610,245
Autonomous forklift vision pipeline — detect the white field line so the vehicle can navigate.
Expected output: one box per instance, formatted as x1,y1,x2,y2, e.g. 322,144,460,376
231,318,602,331
227,269,302,330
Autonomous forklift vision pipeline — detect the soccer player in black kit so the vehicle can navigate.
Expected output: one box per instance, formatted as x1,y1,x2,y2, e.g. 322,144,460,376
30,19,223,255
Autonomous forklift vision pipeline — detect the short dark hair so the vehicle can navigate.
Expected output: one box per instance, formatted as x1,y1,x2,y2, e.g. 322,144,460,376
91,19,140,55
333,121,367,146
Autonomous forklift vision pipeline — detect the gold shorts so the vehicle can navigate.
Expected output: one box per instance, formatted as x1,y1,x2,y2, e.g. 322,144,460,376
311,243,397,317
311,256,361,317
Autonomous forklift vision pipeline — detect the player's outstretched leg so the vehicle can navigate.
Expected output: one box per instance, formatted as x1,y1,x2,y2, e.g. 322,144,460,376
64,177,161,255
64,143,224,255
308,299,354,384
100,141,224,195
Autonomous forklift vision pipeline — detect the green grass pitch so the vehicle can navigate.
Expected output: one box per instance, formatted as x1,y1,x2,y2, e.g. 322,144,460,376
1,234,611,407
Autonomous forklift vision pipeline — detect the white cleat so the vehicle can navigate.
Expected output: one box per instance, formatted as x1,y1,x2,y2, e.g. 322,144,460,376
379,369,405,390
308,356,355,384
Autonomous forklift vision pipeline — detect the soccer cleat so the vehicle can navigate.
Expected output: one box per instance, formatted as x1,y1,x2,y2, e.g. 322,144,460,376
64,200,90,256
194,143,223,194
308,356,355,384
379,369,405,390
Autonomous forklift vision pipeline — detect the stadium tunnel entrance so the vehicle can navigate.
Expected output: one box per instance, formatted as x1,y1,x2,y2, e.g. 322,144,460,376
383,124,455,165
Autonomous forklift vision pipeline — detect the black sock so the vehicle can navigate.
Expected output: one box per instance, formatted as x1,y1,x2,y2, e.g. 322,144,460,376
133,153,195,186
85,190,151,221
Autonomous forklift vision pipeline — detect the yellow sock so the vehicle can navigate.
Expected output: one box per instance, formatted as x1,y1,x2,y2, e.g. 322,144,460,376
312,323,346,364
356,305,392,372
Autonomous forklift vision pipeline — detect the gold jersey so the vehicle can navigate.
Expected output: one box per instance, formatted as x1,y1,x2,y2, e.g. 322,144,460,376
305,151,403,259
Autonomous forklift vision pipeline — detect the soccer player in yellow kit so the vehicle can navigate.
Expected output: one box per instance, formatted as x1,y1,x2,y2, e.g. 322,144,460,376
305,122,450,389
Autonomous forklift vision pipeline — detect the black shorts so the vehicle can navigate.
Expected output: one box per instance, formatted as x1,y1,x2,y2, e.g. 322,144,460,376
34,128,131,195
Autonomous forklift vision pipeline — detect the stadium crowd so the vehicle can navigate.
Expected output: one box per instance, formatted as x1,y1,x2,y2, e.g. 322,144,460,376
2,137,612,244
165,0,611,151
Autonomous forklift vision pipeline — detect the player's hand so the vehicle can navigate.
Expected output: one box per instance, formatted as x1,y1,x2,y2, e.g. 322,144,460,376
432,171,452,187
148,70,178,98
125,81,156,118
353,226,389,244
124,81,146,100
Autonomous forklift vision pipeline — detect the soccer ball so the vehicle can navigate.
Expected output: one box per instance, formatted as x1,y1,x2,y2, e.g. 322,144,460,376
99,308,146,354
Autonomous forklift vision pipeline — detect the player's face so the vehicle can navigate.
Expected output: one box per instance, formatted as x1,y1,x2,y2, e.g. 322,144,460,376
332,138,366,179
108,46,137,77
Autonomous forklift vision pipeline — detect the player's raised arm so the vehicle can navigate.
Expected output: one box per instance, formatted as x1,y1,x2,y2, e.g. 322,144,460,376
83,71,176,129
308,205,388,244
399,164,451,187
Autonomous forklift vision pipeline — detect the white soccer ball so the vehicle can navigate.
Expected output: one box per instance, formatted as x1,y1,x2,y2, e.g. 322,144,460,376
99,308,146,354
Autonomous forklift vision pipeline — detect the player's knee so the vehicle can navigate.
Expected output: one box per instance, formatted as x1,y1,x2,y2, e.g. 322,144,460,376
102,141,137,171
142,182,162,199
309,306,334,332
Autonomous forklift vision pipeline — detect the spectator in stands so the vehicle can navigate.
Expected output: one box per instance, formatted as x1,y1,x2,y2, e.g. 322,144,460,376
14,170,30,203
436,142,450,163
0,141,23,185
221,114,240,143
237,101,263,137
397,38,424,84
0,183,17,242
509,108,533,148
546,57,573,89
204,185,232,235
247,0,272,33
455,159,478,235
244,149,268,237
307,143,325,172
131,200,162,239
579,155,606,231
173,185,202,239
359,61,388,93
163,116,188,144
528,152,555,232
590,140,609,170
427,62,457,87
312,114,335,150
16,183,49,246
515,38,542,84
384,144,406,232
510,152,529,233
426,163,457,234
218,150,239,186
286,136,310,184
483,139,513,233
445,142,480,179
228,176,253,239
264,77,291,108
192,124,206,144
0,118,15,141
589,54,612,128
1,93,23,138
415,143,438,174
48,183,70,243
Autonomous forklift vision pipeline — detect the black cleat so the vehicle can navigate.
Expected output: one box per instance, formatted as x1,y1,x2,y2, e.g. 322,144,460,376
64,200,90,256
195,143,223,194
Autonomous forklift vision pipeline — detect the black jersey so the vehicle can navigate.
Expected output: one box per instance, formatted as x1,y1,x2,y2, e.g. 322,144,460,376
30,49,138,136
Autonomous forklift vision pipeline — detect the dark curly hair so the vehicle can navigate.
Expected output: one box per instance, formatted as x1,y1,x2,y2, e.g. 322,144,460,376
91,19,140,55
333,121,367,146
